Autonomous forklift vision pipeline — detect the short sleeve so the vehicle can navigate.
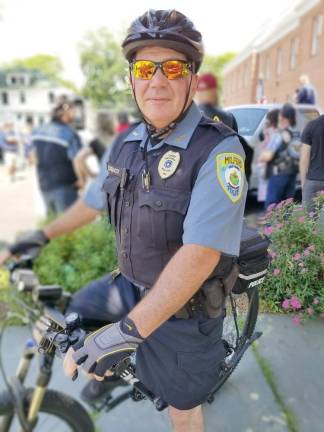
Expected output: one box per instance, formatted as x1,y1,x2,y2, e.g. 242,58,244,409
67,131,83,160
82,147,111,211
183,135,247,256
267,132,282,154
301,122,313,146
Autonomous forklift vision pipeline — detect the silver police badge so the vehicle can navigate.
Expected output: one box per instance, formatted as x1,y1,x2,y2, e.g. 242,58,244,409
216,152,244,203
158,151,181,179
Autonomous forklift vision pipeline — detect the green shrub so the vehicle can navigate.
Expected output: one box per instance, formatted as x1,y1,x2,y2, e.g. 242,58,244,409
34,217,117,293
261,192,324,324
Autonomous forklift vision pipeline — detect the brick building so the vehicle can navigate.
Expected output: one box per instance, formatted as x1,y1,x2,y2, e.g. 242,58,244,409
223,0,324,110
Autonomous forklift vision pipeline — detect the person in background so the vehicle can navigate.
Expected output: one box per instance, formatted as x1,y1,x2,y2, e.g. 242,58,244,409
0,121,19,181
30,96,83,215
73,111,115,186
115,111,130,134
260,104,301,209
296,75,316,105
299,114,324,212
195,72,253,183
195,72,238,131
256,109,280,203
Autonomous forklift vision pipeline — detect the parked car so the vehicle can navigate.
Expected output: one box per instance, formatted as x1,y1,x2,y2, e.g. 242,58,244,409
225,104,320,193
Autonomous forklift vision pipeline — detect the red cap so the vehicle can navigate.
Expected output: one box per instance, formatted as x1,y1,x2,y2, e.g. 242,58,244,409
197,73,218,91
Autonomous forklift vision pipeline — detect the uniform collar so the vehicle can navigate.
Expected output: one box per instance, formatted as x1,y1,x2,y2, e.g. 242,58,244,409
123,102,202,151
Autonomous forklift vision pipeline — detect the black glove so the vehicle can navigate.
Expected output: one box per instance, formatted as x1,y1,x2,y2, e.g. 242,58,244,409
72,317,144,377
9,230,49,256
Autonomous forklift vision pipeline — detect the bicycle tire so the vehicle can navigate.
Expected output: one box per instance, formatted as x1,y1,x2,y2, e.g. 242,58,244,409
0,388,95,432
209,287,259,398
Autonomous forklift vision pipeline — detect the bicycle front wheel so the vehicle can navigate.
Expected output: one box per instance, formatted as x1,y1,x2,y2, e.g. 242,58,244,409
0,388,95,432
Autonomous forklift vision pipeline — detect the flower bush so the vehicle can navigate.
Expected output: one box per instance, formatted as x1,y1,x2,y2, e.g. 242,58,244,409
261,192,324,323
34,217,117,293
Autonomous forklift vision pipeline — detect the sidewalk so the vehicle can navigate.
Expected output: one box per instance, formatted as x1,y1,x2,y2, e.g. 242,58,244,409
0,315,323,431
0,164,43,245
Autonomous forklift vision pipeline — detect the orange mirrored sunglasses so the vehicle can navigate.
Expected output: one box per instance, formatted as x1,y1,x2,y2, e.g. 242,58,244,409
131,60,192,80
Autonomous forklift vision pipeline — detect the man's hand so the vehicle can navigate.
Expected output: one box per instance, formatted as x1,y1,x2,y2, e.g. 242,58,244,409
68,318,143,379
9,230,49,256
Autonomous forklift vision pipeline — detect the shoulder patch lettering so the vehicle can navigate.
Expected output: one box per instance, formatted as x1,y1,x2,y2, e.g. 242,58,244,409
216,152,244,203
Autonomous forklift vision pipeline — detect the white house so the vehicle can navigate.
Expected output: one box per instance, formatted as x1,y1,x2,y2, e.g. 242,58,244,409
0,67,74,127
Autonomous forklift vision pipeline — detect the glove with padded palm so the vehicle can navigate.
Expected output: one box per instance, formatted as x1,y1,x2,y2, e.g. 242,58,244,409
72,317,144,377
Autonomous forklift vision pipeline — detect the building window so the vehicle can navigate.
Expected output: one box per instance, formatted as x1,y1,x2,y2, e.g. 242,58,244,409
20,91,26,104
265,57,271,80
311,15,323,56
290,37,299,69
19,76,25,85
276,48,283,75
48,92,55,103
1,92,8,105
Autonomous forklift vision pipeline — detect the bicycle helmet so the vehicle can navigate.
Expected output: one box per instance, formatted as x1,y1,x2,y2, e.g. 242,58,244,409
122,9,204,72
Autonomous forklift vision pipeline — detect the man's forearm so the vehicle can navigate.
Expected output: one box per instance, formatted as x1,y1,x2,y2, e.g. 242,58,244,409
299,144,311,187
43,199,101,239
128,244,220,338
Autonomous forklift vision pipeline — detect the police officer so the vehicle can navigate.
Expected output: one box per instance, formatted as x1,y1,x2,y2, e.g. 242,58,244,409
60,10,247,431
1,10,247,431
31,96,83,214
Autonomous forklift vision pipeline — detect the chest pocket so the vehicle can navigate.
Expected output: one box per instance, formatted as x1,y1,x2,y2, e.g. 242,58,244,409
137,187,191,250
102,176,120,228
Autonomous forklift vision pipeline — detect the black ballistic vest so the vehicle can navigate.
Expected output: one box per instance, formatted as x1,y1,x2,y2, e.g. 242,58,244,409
103,118,237,288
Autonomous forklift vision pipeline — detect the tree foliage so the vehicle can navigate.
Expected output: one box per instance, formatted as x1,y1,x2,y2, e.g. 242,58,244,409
79,28,131,108
5,54,77,92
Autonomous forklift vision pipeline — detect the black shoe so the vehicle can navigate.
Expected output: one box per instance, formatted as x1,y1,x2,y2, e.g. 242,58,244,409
81,376,127,405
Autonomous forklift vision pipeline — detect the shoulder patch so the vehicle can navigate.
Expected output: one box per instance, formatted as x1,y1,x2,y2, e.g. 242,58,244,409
216,152,244,203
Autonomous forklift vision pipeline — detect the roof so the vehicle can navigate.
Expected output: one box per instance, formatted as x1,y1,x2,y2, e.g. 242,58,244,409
223,0,321,74
0,67,56,89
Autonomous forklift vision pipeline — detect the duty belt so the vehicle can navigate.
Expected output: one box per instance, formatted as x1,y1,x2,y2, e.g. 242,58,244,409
136,285,208,320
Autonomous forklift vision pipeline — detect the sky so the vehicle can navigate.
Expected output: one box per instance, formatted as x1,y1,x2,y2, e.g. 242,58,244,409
0,0,297,86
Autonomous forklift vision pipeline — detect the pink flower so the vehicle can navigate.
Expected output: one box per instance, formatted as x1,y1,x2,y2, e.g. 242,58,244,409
264,226,273,235
307,307,314,316
266,203,276,212
290,296,302,310
275,223,283,230
282,299,290,309
273,268,281,276
307,245,315,252
269,251,277,259
292,316,301,326
319,190,324,196
313,298,320,305
303,249,310,257
298,216,305,223
293,253,302,261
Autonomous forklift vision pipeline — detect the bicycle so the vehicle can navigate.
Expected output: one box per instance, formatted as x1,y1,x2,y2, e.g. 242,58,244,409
0,255,262,432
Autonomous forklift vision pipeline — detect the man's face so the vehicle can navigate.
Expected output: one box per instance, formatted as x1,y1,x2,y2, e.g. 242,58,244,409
62,106,75,124
195,88,217,105
131,46,198,129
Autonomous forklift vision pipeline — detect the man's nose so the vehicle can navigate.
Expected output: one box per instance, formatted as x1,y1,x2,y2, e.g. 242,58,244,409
149,67,168,86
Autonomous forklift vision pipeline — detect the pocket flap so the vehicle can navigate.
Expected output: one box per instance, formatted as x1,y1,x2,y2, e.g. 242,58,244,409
177,339,225,373
102,176,120,195
138,188,190,214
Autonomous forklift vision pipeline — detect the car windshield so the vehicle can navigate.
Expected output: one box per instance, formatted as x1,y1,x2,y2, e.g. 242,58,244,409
227,108,268,136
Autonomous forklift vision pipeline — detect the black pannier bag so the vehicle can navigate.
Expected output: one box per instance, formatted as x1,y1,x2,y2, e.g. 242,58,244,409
232,223,271,294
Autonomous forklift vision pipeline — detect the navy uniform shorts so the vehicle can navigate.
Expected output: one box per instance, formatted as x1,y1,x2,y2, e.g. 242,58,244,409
67,272,226,410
